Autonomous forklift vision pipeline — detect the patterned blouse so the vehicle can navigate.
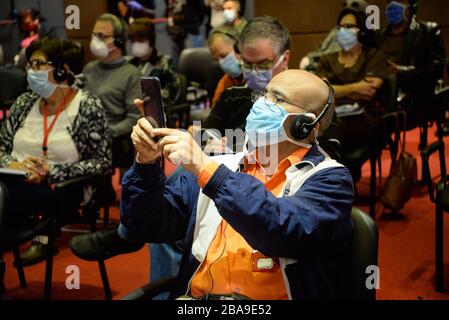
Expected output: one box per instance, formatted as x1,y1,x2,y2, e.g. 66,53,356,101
0,91,112,184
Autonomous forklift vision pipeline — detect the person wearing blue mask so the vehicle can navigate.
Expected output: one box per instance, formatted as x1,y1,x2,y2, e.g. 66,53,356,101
299,0,369,72
202,16,341,160
202,17,290,138
0,38,111,266
316,7,388,183
90,69,354,300
376,0,446,137
208,26,245,109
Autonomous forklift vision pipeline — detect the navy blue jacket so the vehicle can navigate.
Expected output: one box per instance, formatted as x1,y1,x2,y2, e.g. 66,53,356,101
119,145,354,299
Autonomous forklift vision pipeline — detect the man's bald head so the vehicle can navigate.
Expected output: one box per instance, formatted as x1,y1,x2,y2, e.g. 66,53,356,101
266,70,335,133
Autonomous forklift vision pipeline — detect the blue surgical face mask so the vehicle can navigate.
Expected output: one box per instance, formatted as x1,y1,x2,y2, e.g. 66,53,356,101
243,54,285,91
245,97,315,148
386,1,408,25
219,51,242,78
27,69,58,99
336,27,359,52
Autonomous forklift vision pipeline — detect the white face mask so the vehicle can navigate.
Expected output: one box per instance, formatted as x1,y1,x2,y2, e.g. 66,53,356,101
223,9,237,23
132,41,152,58
90,36,112,59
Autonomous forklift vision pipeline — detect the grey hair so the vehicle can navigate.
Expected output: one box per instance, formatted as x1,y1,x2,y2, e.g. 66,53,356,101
96,13,128,42
239,16,290,55
208,26,240,48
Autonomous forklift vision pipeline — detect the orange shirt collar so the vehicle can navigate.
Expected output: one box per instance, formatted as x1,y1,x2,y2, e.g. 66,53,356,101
245,147,310,172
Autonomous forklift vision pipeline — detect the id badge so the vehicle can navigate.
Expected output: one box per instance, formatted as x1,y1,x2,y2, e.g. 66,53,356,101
251,251,280,273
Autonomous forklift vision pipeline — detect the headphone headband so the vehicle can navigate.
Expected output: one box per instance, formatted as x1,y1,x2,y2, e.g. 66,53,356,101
308,80,334,128
210,29,240,53
289,80,334,141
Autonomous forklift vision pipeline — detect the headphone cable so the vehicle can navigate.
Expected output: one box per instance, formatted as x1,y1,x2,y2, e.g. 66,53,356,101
205,221,228,299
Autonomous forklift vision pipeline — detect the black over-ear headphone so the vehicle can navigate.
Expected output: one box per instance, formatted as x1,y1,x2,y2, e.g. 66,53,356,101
211,30,240,53
53,45,68,83
289,80,334,141
110,15,127,49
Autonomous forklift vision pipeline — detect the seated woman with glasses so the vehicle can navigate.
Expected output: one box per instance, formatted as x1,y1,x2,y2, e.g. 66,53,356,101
0,38,112,265
315,7,389,183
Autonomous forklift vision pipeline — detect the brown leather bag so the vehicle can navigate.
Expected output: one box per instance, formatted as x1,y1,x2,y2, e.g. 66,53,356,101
380,114,417,211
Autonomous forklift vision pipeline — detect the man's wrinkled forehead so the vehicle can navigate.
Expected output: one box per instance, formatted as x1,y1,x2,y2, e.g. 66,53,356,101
241,38,277,64
267,71,330,109
265,80,292,101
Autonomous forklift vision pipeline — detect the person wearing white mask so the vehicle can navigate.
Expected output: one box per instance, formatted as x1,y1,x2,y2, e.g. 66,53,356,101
315,7,388,183
0,38,111,266
207,26,244,108
222,0,247,34
128,18,182,106
83,13,141,172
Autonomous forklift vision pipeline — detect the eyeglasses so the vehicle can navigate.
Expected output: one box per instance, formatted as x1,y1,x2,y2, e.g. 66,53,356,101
251,90,314,113
26,60,53,71
92,32,114,42
338,24,360,31
241,54,284,72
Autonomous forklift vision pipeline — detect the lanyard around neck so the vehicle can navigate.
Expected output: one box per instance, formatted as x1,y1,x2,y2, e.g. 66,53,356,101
42,90,74,158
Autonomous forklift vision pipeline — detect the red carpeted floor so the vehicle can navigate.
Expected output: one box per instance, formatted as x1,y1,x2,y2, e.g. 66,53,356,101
3,126,449,300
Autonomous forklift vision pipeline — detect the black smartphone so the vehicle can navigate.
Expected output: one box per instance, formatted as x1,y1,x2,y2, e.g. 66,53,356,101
140,77,166,141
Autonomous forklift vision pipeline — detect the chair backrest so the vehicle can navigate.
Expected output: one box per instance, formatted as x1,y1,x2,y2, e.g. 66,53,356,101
349,207,379,300
0,44,4,66
0,181,7,232
0,65,27,108
16,48,27,70
177,47,223,96
0,181,8,297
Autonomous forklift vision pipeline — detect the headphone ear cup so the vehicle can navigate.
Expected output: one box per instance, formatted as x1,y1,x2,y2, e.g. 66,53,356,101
114,36,125,48
53,65,68,83
289,114,316,141
234,43,240,54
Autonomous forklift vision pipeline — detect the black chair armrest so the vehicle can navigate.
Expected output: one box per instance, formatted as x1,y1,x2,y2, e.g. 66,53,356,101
421,141,444,159
437,175,449,191
53,175,93,190
421,141,446,202
121,277,177,300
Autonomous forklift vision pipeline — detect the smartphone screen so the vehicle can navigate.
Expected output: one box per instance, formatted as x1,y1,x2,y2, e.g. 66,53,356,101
140,77,166,131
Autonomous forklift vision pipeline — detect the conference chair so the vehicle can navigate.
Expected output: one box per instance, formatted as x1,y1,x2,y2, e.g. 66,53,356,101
421,140,448,292
0,181,8,299
177,48,224,122
420,80,449,292
122,208,379,301
0,64,27,119
341,76,403,218
0,44,4,66
0,175,112,300
347,207,379,300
